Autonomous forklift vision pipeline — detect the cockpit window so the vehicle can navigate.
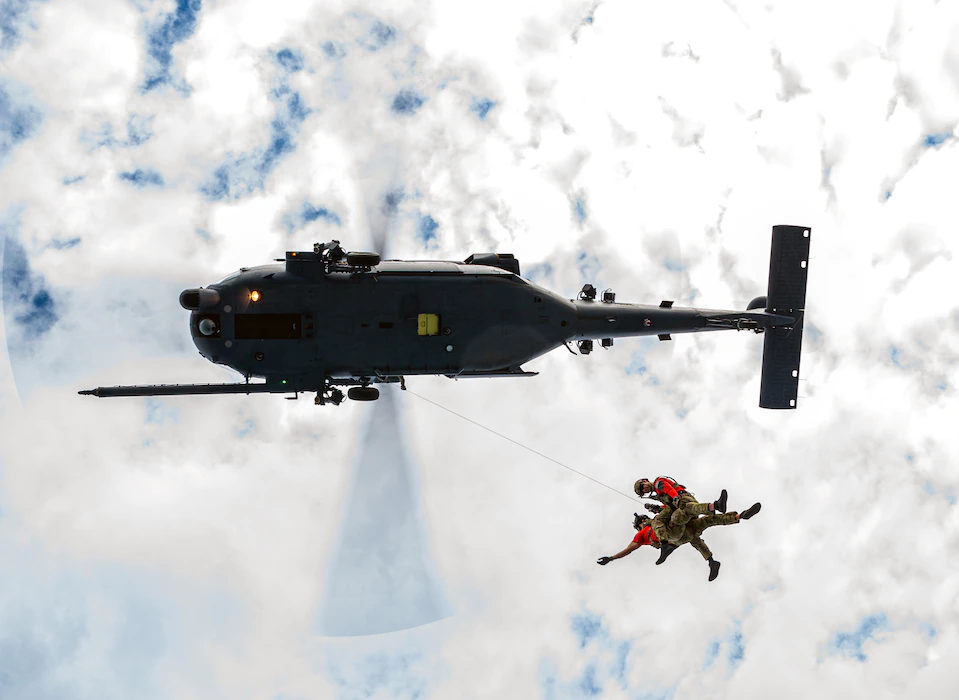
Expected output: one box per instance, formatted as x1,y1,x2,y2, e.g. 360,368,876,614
216,270,241,284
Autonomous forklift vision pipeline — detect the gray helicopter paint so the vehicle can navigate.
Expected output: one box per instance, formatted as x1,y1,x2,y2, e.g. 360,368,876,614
80,225,811,407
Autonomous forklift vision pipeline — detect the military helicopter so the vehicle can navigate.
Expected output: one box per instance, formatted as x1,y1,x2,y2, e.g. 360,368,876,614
80,225,810,408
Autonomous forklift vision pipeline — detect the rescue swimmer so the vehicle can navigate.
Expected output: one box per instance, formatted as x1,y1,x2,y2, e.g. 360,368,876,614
595,476,762,581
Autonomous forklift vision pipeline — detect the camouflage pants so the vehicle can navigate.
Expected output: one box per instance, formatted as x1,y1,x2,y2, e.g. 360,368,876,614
651,509,739,560
655,492,713,543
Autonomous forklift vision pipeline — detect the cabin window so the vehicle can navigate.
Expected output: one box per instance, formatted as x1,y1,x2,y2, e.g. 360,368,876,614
235,314,302,340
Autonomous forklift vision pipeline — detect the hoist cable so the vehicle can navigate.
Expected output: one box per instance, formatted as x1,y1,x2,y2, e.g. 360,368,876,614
405,390,638,504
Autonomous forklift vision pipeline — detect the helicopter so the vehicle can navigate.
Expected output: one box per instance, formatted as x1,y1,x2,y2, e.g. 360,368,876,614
79,225,810,408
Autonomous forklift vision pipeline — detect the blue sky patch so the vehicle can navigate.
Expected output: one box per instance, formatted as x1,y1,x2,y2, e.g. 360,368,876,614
126,113,154,145
284,201,341,232
540,613,641,697
1,232,59,339
576,251,601,282
301,202,340,225
119,168,164,188
88,113,155,149
0,81,42,167
275,47,304,73
235,418,254,438
141,0,202,92
727,620,745,671
626,352,647,376
144,397,178,425
0,0,41,54
676,407,688,419
888,344,920,369
62,175,84,185
523,261,553,282
392,88,425,116
200,66,311,201
322,40,345,59
664,257,686,272
827,613,891,662
922,131,952,148
703,639,721,669
611,641,631,689
577,664,602,696
417,214,438,247
47,236,81,250
367,19,396,50
385,189,404,212
573,197,587,224
326,650,429,700
470,96,496,120
570,611,606,649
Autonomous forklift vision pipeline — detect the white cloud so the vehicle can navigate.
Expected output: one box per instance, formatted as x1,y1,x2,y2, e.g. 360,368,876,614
1,0,958,697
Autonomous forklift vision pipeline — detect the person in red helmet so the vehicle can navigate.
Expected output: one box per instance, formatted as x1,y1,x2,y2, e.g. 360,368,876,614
596,504,761,581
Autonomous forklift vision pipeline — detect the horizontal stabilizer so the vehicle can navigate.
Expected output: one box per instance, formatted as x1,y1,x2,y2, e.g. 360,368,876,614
765,225,810,313
759,319,803,409
759,225,810,409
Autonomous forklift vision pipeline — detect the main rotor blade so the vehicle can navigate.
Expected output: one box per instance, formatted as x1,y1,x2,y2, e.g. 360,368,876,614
318,386,448,636
357,144,405,258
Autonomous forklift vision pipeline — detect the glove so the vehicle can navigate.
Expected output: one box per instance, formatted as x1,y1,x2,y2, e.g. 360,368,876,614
596,556,612,566
644,503,663,514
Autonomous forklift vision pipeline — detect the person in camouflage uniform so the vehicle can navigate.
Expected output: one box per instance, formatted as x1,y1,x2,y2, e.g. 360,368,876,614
596,503,761,581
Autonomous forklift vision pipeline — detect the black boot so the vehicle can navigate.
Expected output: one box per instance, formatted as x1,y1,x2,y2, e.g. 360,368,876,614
740,502,762,520
655,542,678,565
713,489,728,514
708,558,721,581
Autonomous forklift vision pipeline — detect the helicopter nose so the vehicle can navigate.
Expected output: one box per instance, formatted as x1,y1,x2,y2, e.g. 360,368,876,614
179,288,220,311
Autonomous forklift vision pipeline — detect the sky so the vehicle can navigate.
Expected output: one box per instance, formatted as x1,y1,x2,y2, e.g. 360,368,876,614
0,0,958,698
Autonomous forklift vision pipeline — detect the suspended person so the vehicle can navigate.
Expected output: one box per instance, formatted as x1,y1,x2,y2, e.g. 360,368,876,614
595,503,760,581
635,476,730,541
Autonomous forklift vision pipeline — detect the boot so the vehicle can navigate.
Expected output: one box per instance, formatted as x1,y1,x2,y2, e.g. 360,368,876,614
655,542,678,565
713,489,728,513
708,558,721,581
740,502,762,520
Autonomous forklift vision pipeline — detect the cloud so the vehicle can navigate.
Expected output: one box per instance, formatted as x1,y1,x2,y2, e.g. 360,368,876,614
199,54,311,201
1,0,957,697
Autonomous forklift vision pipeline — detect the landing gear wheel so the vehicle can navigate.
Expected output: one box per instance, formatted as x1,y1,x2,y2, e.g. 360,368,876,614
346,252,380,267
348,386,380,402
